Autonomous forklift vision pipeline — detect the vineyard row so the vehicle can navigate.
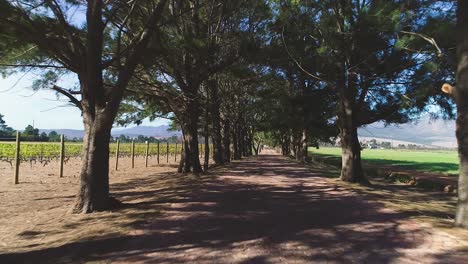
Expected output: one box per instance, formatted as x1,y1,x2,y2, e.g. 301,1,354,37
0,141,209,164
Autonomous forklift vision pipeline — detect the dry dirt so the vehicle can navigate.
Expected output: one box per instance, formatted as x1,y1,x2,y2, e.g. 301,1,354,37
0,150,468,263
0,155,187,254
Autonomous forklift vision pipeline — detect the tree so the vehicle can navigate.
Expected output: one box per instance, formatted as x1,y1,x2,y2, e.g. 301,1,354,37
0,114,14,138
273,0,454,183
127,0,269,172
23,124,39,141
48,131,61,142
442,0,468,228
0,0,168,213
39,132,49,142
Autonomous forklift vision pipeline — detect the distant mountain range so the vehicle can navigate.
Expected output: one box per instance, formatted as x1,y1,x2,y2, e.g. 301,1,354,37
39,125,181,139
358,119,457,148
38,119,457,148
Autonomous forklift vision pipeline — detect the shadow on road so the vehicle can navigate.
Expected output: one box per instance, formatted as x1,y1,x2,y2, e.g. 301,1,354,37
0,154,463,263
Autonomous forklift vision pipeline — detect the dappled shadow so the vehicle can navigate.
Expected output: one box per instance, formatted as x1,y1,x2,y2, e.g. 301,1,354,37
0,154,462,263
429,248,468,263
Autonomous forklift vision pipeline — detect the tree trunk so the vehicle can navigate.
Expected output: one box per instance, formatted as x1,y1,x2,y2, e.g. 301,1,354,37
178,99,202,173
301,129,308,162
281,132,290,156
208,80,224,165
247,129,254,156
340,125,367,183
232,123,241,160
455,0,468,227
204,133,209,172
204,103,210,172
295,129,308,162
241,125,248,157
222,118,231,163
73,113,119,213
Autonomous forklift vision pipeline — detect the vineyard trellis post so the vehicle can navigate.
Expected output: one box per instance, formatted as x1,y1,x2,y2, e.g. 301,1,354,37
145,141,149,167
59,134,64,178
14,131,20,184
115,140,120,171
157,141,160,164
131,140,135,168
166,141,169,163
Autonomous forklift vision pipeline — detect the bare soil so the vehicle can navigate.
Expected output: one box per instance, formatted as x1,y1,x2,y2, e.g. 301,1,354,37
0,155,185,254
0,150,467,263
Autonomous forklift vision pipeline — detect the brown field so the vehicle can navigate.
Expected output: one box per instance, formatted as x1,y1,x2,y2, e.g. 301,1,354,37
0,155,196,255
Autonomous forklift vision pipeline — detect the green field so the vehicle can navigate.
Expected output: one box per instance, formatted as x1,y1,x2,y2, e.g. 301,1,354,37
309,147,459,175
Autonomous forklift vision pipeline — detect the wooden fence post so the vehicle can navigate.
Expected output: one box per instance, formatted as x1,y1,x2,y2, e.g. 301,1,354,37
115,140,120,171
59,134,65,178
14,131,20,184
157,141,160,164
145,141,149,167
131,140,135,168
166,141,169,163
175,142,178,162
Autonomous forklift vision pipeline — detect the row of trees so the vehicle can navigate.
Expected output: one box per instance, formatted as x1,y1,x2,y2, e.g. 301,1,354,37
114,134,180,144
0,115,61,141
1,0,467,228
0,0,267,213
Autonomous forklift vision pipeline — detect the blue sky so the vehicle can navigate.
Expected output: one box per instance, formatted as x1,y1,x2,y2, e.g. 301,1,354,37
0,74,170,130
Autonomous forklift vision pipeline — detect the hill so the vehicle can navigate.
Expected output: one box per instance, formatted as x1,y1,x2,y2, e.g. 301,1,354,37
39,125,181,139
358,119,456,148
37,119,456,148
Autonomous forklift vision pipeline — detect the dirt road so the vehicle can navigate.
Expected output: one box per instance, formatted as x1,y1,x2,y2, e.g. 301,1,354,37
1,150,467,263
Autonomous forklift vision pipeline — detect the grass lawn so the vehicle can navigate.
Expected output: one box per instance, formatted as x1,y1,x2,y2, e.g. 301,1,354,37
309,147,459,175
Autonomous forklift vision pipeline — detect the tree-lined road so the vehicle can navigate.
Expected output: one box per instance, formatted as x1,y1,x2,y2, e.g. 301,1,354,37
112,150,467,263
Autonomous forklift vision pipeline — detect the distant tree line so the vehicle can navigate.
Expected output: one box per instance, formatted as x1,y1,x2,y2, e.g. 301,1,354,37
1,113,179,143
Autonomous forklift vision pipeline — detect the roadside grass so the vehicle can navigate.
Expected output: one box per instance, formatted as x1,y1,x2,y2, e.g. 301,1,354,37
309,147,459,175
305,148,468,239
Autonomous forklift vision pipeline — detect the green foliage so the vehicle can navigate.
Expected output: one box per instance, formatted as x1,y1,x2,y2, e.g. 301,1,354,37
23,124,39,140
48,131,61,142
0,114,14,138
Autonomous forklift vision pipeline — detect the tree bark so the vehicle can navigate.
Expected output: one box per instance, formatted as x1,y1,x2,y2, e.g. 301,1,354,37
208,79,224,164
204,133,209,172
73,112,119,213
339,124,366,183
455,0,468,227
301,129,308,162
178,98,202,173
295,129,308,162
204,99,210,172
222,118,231,163
232,122,241,160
